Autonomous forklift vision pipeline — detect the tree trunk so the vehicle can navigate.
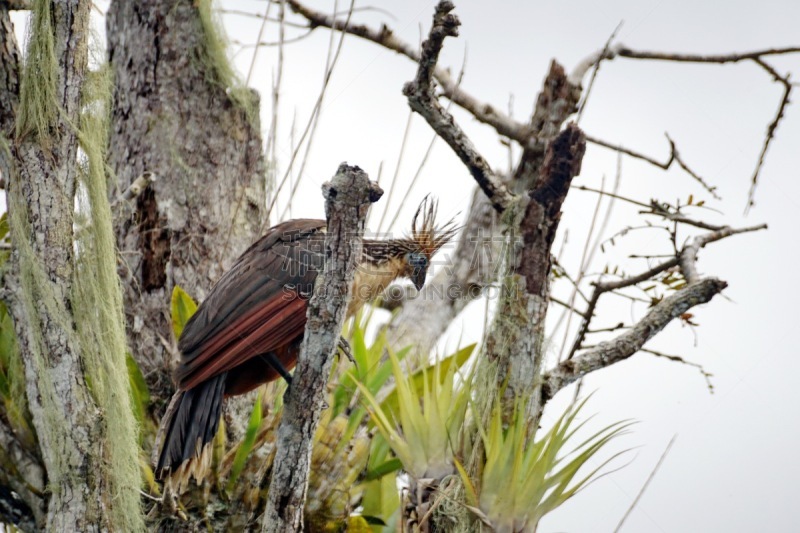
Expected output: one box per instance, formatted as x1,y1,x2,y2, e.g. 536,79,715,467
106,0,266,423
3,0,143,529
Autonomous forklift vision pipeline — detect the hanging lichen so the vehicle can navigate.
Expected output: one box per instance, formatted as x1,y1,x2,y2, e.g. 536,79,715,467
14,0,57,143
196,0,257,125
73,57,145,532
6,1,144,529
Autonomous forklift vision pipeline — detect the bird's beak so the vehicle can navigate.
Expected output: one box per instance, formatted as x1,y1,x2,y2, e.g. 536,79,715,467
411,266,427,290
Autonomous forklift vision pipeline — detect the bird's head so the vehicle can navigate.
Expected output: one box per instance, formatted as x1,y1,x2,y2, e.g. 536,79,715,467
361,196,459,291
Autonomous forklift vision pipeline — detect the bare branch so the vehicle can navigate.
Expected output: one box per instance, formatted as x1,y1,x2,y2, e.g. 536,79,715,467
401,1,515,213
574,44,800,209
747,59,791,213
565,258,680,360
262,164,382,531
641,348,714,392
585,134,720,199
614,45,800,64
286,0,537,147
567,221,765,360
542,277,728,401
679,223,767,283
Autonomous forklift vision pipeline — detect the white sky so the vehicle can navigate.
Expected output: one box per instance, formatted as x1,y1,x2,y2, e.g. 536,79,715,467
11,1,800,531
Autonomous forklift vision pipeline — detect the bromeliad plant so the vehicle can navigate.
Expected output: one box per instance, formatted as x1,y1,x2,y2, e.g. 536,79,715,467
357,345,474,529
460,396,633,532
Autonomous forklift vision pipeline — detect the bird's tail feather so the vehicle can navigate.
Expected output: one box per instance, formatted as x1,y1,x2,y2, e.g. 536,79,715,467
153,373,226,488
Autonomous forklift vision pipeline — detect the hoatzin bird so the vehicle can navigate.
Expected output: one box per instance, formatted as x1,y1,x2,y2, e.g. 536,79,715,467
154,198,457,485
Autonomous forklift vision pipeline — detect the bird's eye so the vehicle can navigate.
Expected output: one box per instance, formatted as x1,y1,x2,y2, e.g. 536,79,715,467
408,252,428,268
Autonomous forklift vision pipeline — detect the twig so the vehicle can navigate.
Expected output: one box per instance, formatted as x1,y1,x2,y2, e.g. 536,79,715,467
279,0,357,222
542,277,728,401
566,257,680,360
401,1,515,213
572,185,651,209
262,164,382,531
679,223,767,283
231,31,314,49
614,435,677,533
643,202,723,231
585,133,720,199
265,0,355,225
746,59,791,213
641,348,714,392
375,110,414,234
216,8,308,28
245,0,273,85
287,0,538,147
614,45,800,64
575,21,623,124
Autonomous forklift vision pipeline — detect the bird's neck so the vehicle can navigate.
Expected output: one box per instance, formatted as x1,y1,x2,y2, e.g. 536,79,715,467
347,255,407,317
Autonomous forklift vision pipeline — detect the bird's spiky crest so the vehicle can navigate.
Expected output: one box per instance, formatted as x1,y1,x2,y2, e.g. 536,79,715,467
410,195,459,257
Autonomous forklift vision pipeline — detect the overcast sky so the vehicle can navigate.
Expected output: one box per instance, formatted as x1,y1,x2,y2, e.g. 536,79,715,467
11,1,800,531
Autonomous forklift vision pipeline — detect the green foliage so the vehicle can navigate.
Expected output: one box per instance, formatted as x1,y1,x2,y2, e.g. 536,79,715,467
357,347,471,480
331,316,411,454
171,285,198,339
379,343,474,420
461,396,633,531
226,390,263,492
359,435,400,532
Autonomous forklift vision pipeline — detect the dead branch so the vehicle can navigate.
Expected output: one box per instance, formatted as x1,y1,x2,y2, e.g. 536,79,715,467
286,0,538,146
585,134,719,199
565,257,680,360
747,59,791,213
577,43,799,209
262,163,382,532
542,277,727,401
566,221,765,360
679,223,767,283
641,348,714,392
643,202,724,231
401,1,515,213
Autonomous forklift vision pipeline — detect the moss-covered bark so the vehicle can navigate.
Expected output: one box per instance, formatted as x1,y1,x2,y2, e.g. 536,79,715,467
2,0,144,530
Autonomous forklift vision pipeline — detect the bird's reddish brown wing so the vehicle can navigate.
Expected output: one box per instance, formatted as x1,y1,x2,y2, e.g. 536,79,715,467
175,219,326,391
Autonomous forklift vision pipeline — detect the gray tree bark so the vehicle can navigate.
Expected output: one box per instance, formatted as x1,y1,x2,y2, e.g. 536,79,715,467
106,0,266,421
2,0,142,530
263,164,382,532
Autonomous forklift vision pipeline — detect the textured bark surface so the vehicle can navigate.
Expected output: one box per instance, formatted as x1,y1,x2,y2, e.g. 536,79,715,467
106,0,266,408
484,125,586,418
2,0,125,529
263,164,382,532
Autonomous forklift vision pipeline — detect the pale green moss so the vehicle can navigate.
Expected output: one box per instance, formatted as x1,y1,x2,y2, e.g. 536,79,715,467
73,61,145,532
8,1,144,528
196,0,257,125
15,0,58,142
